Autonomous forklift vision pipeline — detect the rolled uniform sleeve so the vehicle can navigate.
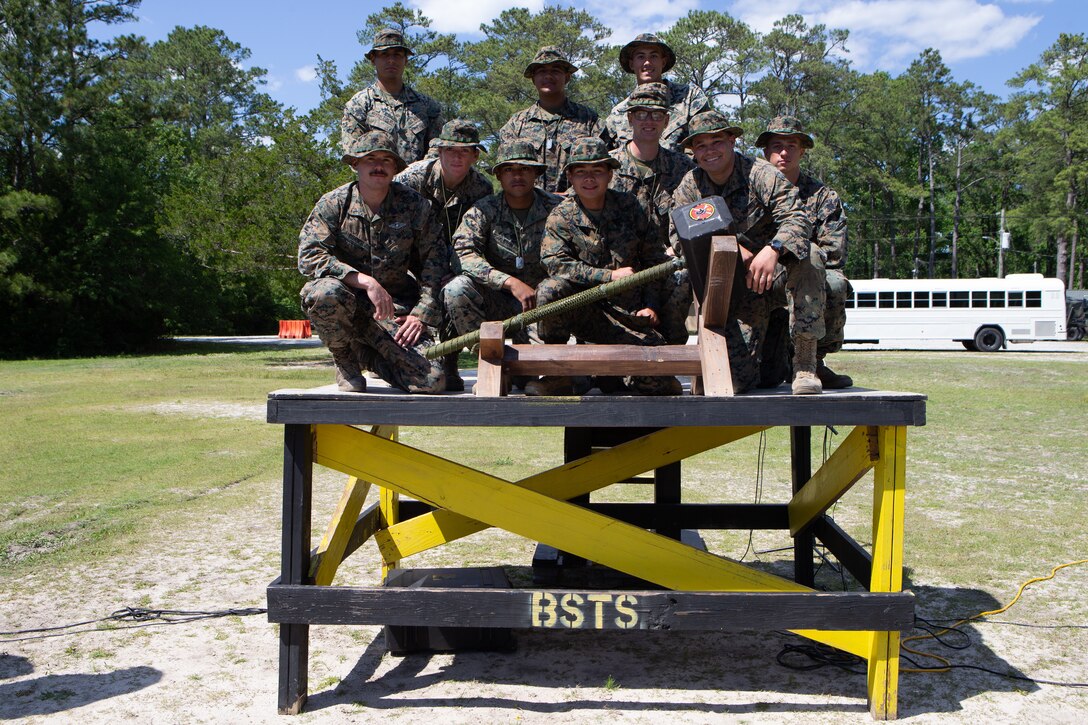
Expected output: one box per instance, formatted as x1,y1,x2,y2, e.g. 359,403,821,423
298,191,355,280
409,203,447,326
540,207,613,286
454,205,512,291
752,162,812,260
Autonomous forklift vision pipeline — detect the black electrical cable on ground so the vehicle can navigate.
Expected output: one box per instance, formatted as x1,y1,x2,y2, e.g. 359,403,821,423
0,606,267,643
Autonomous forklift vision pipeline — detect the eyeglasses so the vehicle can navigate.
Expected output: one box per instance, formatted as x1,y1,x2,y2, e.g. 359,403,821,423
629,110,667,122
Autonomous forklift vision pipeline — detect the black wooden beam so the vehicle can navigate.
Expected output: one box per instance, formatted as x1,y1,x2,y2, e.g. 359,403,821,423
267,585,914,632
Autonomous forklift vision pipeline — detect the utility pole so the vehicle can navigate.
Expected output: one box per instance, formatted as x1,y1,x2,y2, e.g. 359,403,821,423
998,207,1009,278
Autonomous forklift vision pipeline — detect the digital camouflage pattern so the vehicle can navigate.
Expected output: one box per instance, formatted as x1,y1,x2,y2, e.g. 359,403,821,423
497,99,602,194
366,28,413,59
604,79,711,153
609,143,694,248
444,188,562,337
341,84,444,165
754,114,815,150
618,33,677,73
393,156,493,257
796,171,850,355
524,46,579,77
538,189,687,358
298,180,449,392
671,153,822,392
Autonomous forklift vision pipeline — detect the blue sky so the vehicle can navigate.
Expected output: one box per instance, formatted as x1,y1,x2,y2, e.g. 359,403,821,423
91,0,1083,113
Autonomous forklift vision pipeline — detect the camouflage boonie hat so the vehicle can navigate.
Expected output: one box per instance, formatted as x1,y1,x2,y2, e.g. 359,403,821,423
562,137,621,172
365,28,414,60
433,119,486,151
341,130,408,172
491,141,545,174
755,115,815,149
524,46,578,78
680,110,745,149
619,33,676,74
626,82,670,111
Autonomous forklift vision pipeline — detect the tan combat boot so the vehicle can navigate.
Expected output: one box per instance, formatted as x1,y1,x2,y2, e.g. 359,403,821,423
330,346,366,393
816,357,853,389
791,335,823,395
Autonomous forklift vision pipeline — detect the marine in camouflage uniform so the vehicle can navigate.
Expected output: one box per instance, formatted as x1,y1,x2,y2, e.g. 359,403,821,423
608,82,695,344
340,29,444,165
756,115,852,389
497,46,602,195
394,119,492,390
298,131,446,393
673,110,823,394
602,34,711,153
531,137,682,396
444,141,562,343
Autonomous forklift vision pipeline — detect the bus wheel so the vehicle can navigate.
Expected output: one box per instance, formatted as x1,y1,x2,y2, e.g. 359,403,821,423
1070,326,1085,341
974,326,1004,352
961,340,978,351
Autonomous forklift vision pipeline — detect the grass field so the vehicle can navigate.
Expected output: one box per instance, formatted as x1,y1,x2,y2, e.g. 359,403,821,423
2,341,1087,721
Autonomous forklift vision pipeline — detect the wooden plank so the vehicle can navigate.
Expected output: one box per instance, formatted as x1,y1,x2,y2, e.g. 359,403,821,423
309,503,383,577
475,322,506,397
375,426,767,560
311,476,371,586
702,236,738,327
814,516,873,587
267,585,915,631
502,344,703,376
314,424,873,659
277,423,312,714
868,425,907,720
267,389,928,428
586,503,790,530
788,426,878,536
697,315,734,396
791,426,815,586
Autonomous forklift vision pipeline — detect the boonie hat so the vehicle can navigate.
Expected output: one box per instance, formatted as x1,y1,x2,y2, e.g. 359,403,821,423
626,82,670,112
755,115,815,149
619,33,676,74
341,130,408,172
492,141,545,174
433,119,486,151
680,110,745,149
524,46,578,78
562,137,621,173
366,28,414,60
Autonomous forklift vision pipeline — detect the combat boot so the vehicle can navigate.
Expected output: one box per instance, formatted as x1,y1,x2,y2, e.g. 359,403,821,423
523,376,575,396
816,357,853,389
791,335,822,396
330,346,366,393
443,352,464,392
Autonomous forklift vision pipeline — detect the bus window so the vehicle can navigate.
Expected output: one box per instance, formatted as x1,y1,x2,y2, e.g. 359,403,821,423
914,291,930,308
1008,291,1023,307
932,291,947,307
971,291,987,308
1027,291,1041,308
896,291,912,307
879,291,894,308
950,291,969,308
857,292,876,308
990,291,1005,308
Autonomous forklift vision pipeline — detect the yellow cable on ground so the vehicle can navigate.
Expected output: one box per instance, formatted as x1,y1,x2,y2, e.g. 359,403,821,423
902,558,1088,673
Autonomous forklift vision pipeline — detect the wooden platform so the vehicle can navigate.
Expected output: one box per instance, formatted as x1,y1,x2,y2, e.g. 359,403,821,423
266,383,926,720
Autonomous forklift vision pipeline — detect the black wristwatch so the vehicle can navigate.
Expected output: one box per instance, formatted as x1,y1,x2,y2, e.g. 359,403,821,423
770,240,784,256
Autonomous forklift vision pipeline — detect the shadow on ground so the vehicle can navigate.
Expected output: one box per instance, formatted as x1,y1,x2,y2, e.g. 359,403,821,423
298,572,1031,719
0,666,162,719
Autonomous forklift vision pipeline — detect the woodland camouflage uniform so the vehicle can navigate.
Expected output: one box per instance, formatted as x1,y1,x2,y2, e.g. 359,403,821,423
672,112,821,393
603,34,711,152
340,29,444,164
298,132,446,393
444,165,562,339
497,47,602,194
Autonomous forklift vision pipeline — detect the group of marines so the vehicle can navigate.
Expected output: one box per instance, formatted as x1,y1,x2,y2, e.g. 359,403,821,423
298,29,853,396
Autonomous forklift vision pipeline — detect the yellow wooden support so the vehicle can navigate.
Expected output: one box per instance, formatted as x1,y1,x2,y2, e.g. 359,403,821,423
867,425,907,720
787,426,879,535
311,424,397,586
375,426,767,561
313,424,871,658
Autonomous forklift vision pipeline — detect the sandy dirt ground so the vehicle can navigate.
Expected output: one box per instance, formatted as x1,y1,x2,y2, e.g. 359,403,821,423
3,382,1088,723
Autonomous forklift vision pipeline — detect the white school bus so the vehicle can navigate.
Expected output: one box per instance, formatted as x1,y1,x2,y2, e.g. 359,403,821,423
843,274,1067,351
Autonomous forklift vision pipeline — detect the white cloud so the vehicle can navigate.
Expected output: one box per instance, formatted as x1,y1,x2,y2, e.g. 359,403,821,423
583,0,701,44
295,65,317,83
730,0,1041,70
410,0,546,35
267,77,283,92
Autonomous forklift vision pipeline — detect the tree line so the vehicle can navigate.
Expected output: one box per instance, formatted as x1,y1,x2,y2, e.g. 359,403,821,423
1,0,1084,357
